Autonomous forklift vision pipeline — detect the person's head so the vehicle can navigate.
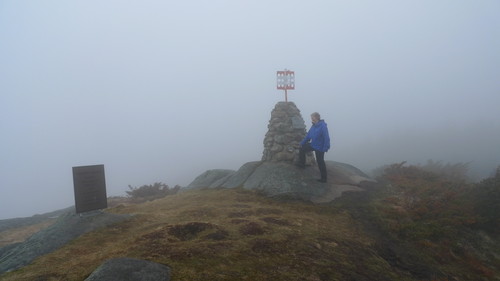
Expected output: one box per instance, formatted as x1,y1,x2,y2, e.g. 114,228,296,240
311,112,321,124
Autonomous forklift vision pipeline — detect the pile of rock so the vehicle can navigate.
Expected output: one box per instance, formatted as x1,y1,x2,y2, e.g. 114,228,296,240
262,101,314,165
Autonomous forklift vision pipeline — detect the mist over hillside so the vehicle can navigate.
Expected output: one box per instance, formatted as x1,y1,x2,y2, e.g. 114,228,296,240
1,1,499,220
335,121,500,181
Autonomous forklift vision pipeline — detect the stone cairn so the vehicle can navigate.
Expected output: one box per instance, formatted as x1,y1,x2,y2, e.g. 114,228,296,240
262,102,315,165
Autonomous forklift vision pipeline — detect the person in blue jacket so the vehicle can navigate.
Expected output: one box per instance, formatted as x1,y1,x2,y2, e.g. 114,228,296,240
297,112,331,183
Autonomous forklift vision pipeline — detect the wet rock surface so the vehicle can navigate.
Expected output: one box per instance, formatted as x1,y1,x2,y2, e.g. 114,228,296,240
0,211,130,273
186,160,375,203
85,257,171,281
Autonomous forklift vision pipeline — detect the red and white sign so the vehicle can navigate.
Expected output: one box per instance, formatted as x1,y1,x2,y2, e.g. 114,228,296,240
277,70,295,90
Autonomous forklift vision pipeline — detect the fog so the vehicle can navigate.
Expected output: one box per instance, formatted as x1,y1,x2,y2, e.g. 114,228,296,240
1,1,499,220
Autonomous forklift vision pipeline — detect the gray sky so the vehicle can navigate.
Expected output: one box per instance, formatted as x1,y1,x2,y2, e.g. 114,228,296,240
1,1,499,219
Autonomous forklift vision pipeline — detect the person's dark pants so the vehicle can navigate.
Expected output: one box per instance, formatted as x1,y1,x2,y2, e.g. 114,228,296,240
299,143,327,182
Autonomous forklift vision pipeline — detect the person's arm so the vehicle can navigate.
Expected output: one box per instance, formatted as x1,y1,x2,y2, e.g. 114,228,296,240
300,129,312,146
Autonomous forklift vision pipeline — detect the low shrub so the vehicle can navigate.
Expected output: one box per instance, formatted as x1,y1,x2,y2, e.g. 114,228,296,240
126,182,180,201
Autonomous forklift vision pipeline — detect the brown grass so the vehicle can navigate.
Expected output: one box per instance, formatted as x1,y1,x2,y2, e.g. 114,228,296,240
1,188,401,281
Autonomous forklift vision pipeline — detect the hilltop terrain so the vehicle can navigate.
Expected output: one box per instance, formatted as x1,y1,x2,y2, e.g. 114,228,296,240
0,163,499,281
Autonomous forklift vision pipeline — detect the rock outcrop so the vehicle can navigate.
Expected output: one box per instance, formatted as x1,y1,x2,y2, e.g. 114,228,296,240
0,211,130,274
186,169,235,190
186,161,375,203
85,257,171,281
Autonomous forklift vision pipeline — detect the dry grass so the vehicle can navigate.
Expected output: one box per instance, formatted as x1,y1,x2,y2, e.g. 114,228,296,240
1,188,401,281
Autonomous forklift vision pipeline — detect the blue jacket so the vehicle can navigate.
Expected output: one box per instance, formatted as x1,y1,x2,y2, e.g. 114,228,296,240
300,120,331,152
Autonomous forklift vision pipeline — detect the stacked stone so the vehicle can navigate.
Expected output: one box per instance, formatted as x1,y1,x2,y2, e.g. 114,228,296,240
262,101,315,165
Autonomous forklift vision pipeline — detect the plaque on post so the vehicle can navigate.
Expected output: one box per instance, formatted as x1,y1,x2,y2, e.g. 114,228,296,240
276,69,295,102
72,164,108,214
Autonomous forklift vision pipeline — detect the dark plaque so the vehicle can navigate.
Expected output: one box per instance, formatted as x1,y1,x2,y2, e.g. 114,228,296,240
72,164,107,214
291,116,306,129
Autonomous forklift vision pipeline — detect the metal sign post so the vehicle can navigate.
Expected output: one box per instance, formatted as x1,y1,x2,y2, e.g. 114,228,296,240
276,69,295,102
